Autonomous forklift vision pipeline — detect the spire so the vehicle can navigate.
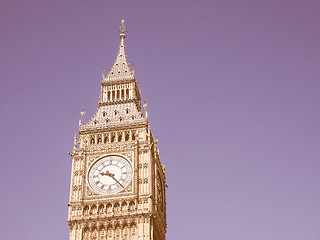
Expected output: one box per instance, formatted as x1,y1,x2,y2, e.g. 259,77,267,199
104,20,134,82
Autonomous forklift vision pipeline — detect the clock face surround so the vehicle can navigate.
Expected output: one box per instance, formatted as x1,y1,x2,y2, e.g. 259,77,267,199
88,155,133,195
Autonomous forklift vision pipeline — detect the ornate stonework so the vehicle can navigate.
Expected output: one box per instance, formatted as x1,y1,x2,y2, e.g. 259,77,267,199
67,20,167,240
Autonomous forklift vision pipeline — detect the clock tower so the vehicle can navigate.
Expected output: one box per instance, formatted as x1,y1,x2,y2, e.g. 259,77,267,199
67,21,167,240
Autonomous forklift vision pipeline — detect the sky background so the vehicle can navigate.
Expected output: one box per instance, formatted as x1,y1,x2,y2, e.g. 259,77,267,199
1,0,320,239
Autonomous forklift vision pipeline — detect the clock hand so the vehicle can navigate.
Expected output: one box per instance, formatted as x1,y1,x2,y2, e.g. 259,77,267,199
100,171,125,188
109,175,125,188
100,170,112,176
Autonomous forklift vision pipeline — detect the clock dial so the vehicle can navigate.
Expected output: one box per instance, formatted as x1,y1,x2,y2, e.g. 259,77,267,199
88,155,132,195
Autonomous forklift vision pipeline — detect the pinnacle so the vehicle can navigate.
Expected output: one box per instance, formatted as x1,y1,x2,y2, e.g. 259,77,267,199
104,20,134,82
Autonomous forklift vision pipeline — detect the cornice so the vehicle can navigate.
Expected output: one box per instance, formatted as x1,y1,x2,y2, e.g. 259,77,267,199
79,121,147,134
98,99,139,107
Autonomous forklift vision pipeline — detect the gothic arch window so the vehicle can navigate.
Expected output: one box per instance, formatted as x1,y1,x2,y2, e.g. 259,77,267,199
126,89,129,99
114,110,118,116
131,131,136,141
131,115,135,120
104,134,109,143
107,91,111,101
125,108,129,114
116,90,120,100
118,132,123,142
129,201,135,211
102,111,107,117
114,202,120,212
90,136,95,145
112,90,115,101
111,133,115,143
119,116,123,122
122,202,127,212
91,205,97,215
106,118,110,123
97,135,102,144
121,89,124,99
125,132,130,141
84,206,89,215
99,205,104,214
106,203,112,213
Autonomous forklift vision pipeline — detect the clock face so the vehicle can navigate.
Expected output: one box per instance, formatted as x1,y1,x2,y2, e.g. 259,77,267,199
88,155,133,195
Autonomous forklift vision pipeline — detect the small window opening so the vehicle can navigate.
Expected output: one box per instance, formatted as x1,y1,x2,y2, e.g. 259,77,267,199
118,133,122,142
104,135,109,143
125,132,129,141
132,132,136,141
111,134,115,143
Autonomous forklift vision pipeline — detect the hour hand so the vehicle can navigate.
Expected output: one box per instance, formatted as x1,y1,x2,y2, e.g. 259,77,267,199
100,170,113,177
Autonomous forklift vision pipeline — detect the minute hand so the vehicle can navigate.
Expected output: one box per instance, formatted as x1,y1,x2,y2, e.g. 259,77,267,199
109,175,125,188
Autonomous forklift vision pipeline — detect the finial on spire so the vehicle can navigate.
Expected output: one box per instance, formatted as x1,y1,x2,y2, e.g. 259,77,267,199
119,20,127,38
80,107,85,124
73,132,78,149
102,64,106,79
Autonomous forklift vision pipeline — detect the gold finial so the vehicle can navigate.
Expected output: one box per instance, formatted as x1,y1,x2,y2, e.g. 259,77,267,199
119,20,127,37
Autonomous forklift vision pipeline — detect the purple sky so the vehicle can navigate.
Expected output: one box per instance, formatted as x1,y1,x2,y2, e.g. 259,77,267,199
1,1,320,239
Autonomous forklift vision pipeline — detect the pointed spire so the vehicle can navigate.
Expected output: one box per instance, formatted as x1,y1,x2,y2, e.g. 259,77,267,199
104,20,134,82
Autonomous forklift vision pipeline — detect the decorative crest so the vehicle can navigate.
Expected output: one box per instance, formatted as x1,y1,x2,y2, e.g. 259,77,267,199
119,20,127,37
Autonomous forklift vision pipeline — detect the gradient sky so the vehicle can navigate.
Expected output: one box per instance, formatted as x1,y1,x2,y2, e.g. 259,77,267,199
1,1,320,239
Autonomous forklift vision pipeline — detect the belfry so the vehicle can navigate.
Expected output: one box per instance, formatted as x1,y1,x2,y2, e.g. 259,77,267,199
67,20,167,240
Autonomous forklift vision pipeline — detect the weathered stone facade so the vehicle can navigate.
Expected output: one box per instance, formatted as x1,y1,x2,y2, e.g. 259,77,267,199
67,20,167,240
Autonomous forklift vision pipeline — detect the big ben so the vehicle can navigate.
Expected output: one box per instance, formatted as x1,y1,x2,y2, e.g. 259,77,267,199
67,21,167,240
